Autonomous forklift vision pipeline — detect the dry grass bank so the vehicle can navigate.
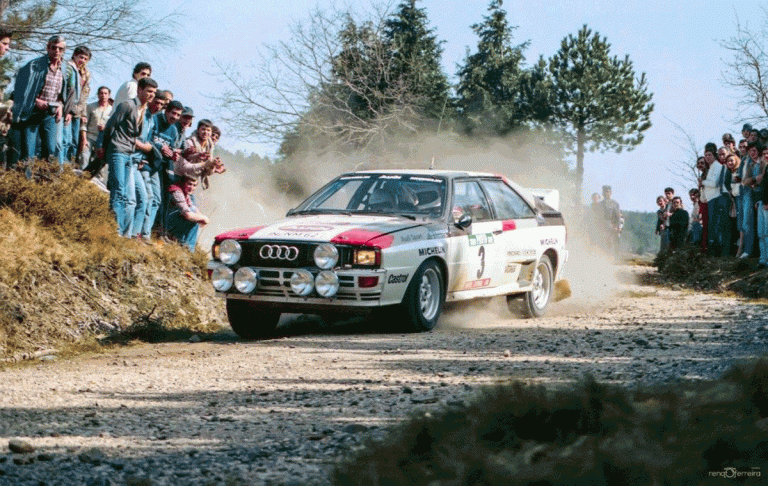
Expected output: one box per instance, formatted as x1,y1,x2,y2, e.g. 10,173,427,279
0,163,224,362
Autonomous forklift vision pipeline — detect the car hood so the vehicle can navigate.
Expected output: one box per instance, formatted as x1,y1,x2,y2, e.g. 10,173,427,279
241,214,424,244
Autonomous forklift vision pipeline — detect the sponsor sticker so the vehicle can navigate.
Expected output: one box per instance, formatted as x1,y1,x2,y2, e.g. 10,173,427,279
508,249,536,257
540,238,558,246
463,278,491,290
505,262,519,274
418,246,445,256
400,233,425,243
427,229,449,239
469,233,494,246
387,274,409,284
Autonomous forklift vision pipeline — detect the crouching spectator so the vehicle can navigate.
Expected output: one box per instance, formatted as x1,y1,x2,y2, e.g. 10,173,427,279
166,176,208,251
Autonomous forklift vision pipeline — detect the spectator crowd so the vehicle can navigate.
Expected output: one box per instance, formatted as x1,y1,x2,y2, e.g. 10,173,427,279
0,31,224,252
656,125,768,269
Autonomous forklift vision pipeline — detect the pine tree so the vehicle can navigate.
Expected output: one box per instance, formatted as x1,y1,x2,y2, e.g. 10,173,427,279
382,0,451,125
456,0,528,135
549,25,653,201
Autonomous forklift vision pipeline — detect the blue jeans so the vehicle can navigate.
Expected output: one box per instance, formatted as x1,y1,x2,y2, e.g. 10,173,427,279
107,150,136,237
166,209,200,251
139,170,162,239
130,162,148,238
60,117,80,164
9,110,61,164
758,202,768,265
740,188,755,256
707,194,730,257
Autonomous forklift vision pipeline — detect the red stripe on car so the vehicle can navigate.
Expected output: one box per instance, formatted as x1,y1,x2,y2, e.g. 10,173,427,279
331,229,394,249
502,220,517,231
214,226,266,243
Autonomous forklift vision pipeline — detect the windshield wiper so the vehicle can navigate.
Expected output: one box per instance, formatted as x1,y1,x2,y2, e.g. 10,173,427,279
291,209,351,216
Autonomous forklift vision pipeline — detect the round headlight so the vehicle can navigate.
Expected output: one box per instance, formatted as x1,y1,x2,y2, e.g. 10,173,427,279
313,244,339,270
211,265,234,292
219,239,242,265
315,271,340,297
290,269,314,296
234,267,259,294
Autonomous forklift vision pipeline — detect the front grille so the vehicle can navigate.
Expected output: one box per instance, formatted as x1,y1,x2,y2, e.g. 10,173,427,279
238,241,353,269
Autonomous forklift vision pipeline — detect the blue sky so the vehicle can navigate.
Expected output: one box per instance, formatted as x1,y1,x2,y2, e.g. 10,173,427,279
42,0,764,211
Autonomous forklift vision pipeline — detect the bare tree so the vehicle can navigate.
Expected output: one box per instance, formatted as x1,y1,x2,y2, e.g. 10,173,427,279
665,115,701,190
2,0,178,63
211,1,440,152
721,7,768,121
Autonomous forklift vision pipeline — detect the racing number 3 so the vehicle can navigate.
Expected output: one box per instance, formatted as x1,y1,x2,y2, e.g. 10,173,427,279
477,246,485,278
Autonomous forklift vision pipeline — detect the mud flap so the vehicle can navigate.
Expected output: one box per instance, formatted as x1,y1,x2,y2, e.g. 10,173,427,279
554,279,571,302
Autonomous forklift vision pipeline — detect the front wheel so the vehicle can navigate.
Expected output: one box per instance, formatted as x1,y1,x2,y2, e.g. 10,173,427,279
508,255,553,318
400,260,444,332
226,299,281,340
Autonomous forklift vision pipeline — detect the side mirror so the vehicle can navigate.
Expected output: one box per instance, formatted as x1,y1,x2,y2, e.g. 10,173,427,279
455,213,472,230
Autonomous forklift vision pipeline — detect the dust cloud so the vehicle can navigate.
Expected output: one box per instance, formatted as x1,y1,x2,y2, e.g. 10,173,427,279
195,131,623,317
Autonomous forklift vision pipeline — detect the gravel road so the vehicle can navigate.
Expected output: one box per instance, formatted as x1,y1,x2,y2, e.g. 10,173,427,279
0,265,767,485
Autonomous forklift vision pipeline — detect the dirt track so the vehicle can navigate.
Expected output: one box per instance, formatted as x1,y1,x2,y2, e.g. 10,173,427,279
0,265,766,485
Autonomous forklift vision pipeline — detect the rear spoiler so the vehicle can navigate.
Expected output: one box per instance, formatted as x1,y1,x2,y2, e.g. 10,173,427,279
528,189,560,211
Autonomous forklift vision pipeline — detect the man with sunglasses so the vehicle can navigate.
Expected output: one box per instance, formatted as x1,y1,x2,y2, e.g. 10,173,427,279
7,35,75,166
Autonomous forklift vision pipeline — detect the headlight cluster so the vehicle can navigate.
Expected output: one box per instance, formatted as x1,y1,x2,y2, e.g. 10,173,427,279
210,241,356,299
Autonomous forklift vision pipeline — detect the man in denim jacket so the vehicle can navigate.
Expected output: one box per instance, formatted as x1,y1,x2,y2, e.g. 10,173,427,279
7,36,79,167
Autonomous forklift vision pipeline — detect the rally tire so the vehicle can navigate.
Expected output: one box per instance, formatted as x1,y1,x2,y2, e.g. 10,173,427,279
519,255,553,318
400,260,444,332
226,299,281,340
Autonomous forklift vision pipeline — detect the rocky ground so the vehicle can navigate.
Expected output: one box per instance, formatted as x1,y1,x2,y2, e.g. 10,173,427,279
0,265,766,485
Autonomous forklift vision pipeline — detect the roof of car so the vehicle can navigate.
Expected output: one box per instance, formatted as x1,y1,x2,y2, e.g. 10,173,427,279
348,169,499,178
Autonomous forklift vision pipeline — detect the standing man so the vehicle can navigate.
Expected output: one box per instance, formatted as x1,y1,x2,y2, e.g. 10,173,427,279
0,27,13,168
81,86,113,174
114,62,151,106
61,45,90,163
102,77,158,237
600,185,621,257
701,147,730,256
668,196,690,251
7,35,69,166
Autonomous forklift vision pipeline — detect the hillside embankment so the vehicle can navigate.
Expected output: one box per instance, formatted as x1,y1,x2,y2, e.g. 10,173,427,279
0,163,223,363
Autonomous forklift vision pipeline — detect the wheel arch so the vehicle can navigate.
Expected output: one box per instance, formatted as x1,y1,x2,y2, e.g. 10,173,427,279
543,248,558,274
423,256,449,296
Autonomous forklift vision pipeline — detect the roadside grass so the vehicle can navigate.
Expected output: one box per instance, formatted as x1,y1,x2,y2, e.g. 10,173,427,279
0,162,224,363
334,359,768,485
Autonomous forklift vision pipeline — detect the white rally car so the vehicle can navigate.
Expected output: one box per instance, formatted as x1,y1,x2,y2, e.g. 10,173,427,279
209,170,569,339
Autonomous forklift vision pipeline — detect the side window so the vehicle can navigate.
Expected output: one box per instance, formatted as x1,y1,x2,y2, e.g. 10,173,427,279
452,180,493,223
480,179,535,220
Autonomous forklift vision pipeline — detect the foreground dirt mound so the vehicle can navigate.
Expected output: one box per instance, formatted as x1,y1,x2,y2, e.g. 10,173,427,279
334,360,768,485
0,164,224,361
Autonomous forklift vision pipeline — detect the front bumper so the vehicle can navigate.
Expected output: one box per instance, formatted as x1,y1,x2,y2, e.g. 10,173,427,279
215,266,388,309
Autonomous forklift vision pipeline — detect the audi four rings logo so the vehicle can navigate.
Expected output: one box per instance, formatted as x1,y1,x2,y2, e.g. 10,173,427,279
260,245,300,261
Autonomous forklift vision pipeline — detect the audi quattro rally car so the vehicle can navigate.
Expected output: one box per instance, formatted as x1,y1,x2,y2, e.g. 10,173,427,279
209,170,569,339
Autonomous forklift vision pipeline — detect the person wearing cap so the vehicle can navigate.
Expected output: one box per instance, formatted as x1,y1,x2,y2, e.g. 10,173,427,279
599,185,621,257
7,35,71,166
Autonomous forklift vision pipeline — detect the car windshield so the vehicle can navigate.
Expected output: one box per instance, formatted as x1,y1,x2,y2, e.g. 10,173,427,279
294,174,447,218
